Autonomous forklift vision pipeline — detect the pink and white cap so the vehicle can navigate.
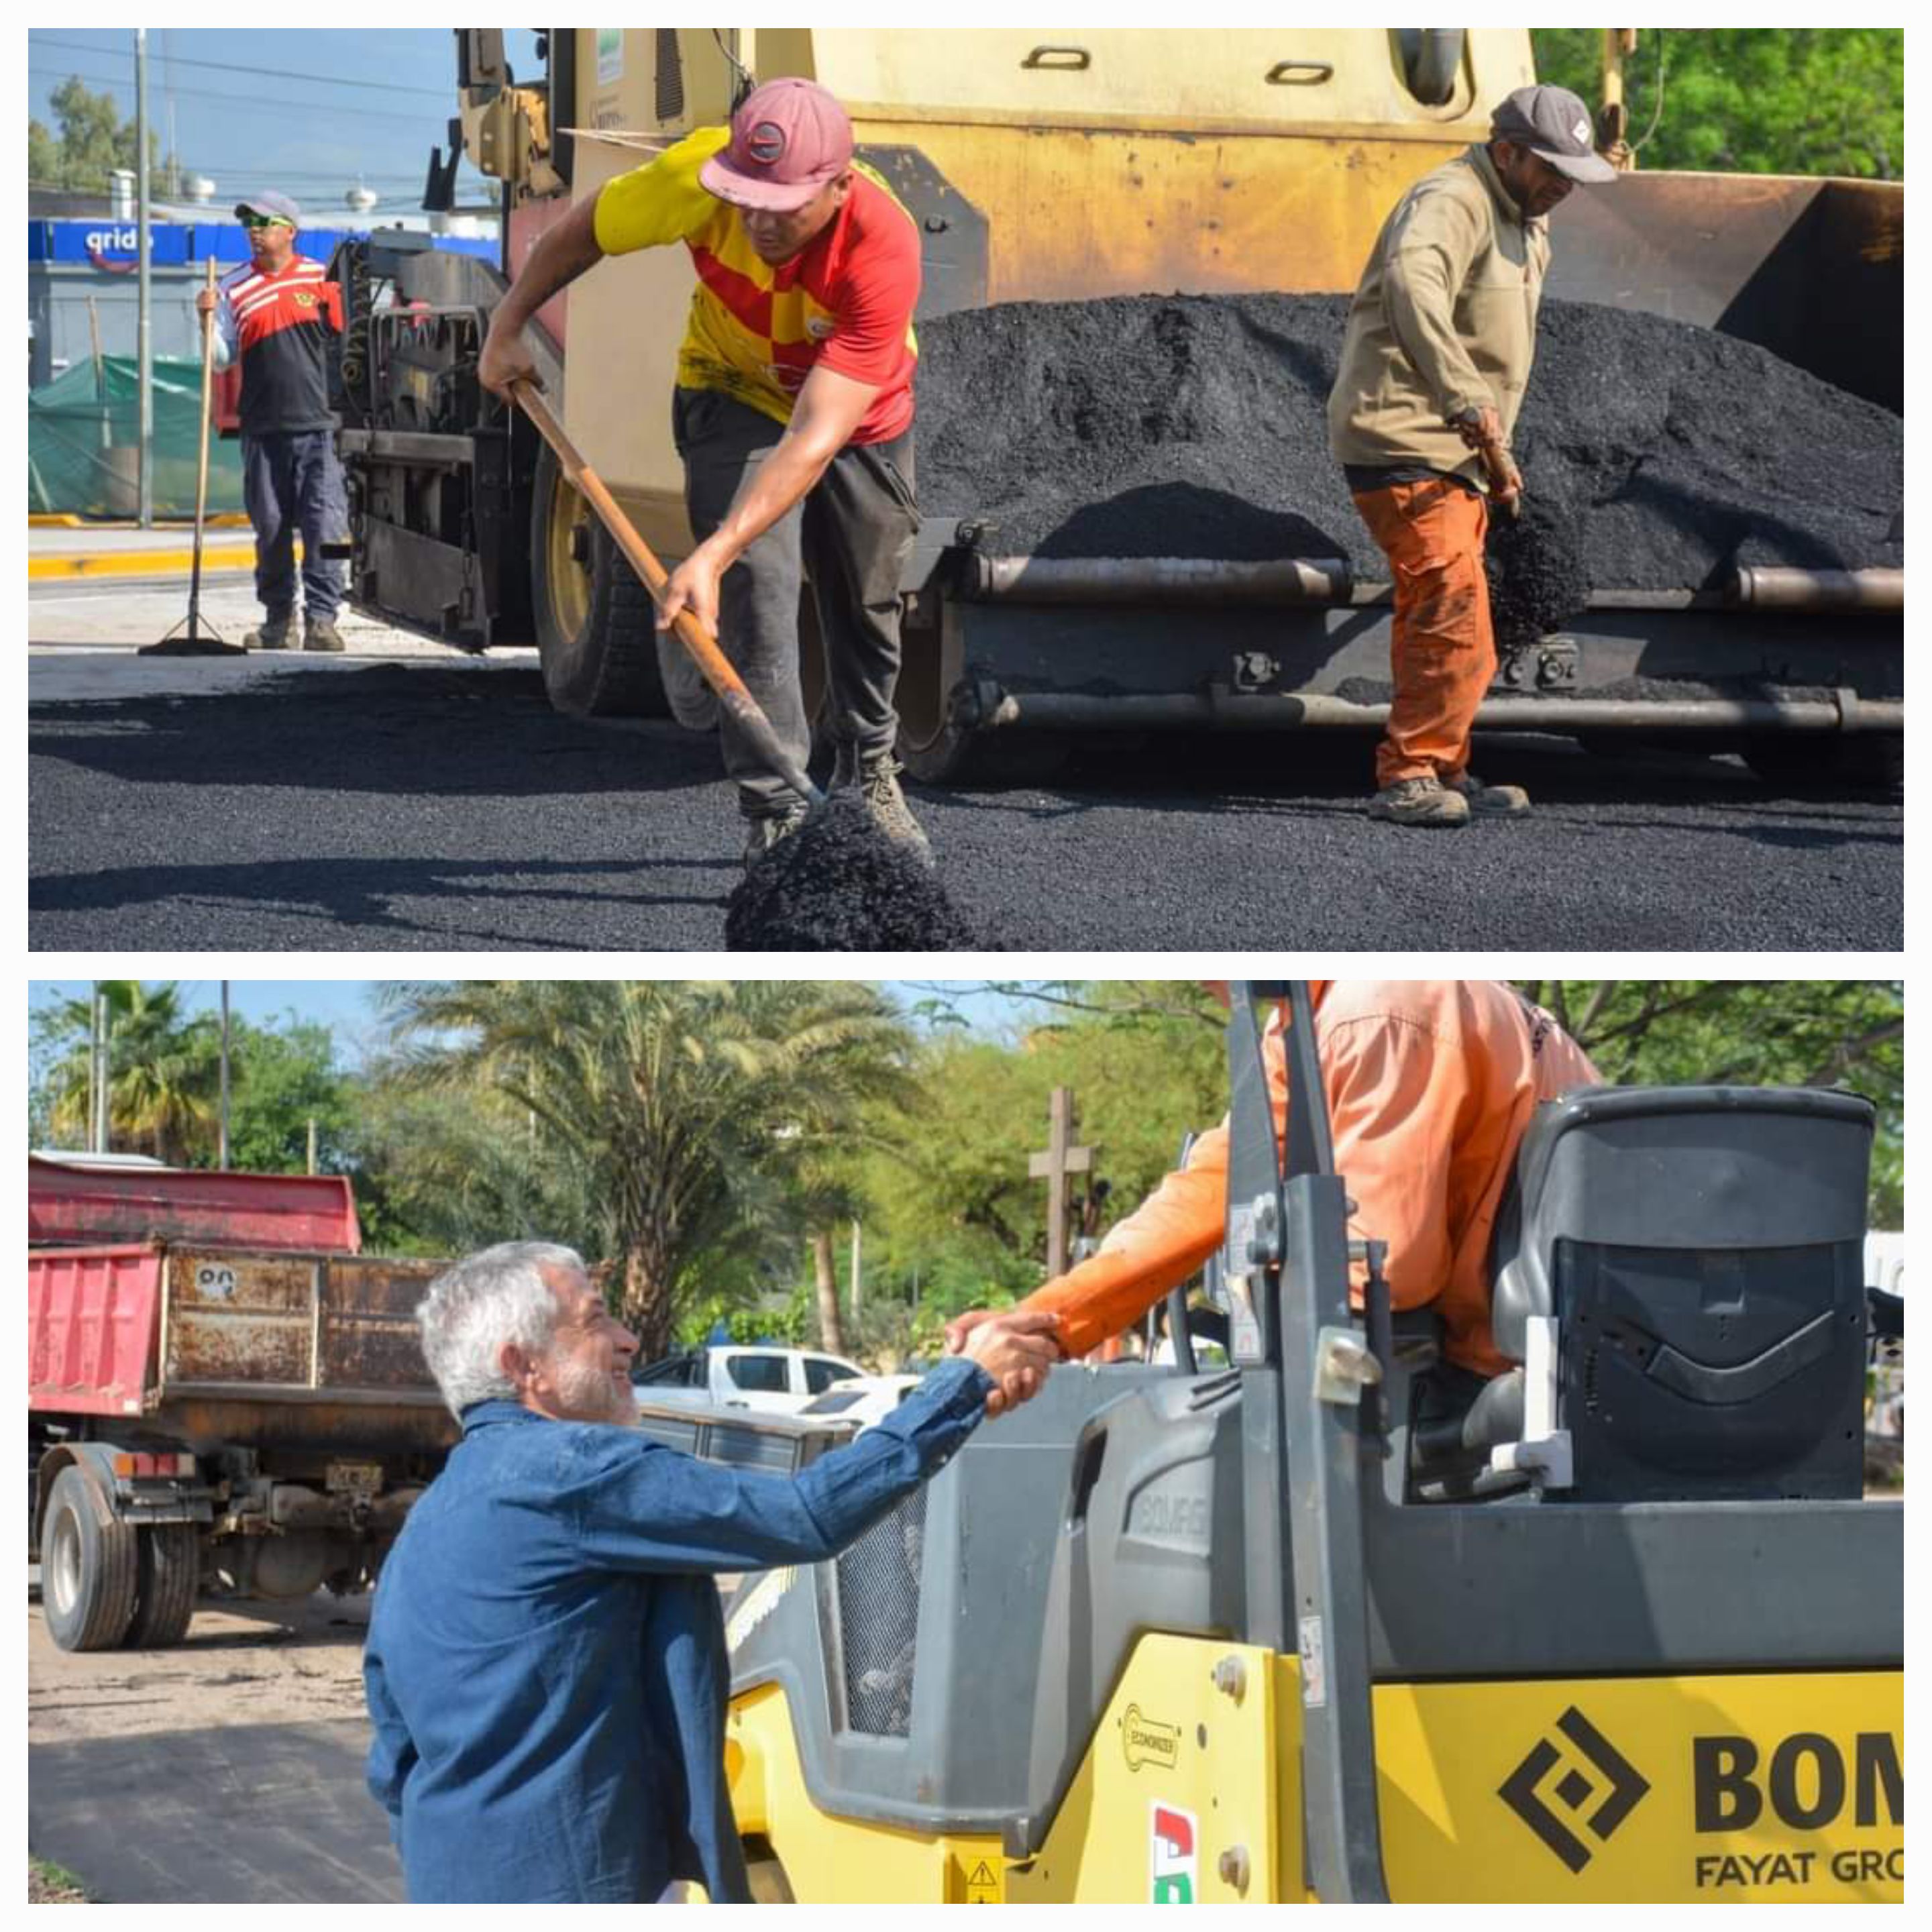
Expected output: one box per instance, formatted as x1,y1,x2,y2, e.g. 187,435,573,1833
700,78,855,212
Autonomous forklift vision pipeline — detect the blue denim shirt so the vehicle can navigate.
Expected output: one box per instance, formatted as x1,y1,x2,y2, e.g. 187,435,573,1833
364,1357,991,1902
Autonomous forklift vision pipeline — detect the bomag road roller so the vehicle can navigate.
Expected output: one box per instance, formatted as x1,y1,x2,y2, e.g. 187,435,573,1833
331,29,1901,792
708,983,1902,1902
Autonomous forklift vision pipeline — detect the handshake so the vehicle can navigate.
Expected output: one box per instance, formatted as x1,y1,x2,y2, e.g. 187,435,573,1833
945,1308,1066,1417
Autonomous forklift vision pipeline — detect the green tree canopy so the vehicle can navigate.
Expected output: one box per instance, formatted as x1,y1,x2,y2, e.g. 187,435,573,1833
28,76,170,195
35,981,218,1164
373,980,918,1358
1533,29,1903,180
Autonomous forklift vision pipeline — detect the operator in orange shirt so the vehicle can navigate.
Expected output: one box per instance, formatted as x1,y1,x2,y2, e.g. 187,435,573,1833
947,981,1601,1407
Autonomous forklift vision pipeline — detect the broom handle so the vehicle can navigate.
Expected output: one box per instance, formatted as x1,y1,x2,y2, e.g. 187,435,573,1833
189,256,219,635
510,379,824,807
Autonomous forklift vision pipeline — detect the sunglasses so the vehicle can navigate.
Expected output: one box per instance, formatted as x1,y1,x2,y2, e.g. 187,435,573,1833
240,213,292,231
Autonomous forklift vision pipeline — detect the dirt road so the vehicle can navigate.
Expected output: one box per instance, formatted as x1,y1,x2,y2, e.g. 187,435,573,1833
28,1584,402,1903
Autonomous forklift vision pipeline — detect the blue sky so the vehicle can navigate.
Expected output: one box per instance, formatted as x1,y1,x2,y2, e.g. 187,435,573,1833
30,28,543,219
27,981,1050,1073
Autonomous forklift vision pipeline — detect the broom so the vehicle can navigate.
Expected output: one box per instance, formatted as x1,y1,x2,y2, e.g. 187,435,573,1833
144,257,244,657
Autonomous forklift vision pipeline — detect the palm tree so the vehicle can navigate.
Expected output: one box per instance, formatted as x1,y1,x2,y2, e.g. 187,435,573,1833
379,981,916,1358
38,982,220,1164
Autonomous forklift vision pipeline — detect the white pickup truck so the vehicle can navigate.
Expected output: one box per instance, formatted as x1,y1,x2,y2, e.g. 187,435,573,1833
631,1345,864,1417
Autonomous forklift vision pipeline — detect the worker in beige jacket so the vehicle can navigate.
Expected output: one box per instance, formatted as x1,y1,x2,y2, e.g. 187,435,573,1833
1328,85,1617,828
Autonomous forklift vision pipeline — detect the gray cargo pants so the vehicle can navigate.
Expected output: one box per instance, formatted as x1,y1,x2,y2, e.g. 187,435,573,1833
673,386,919,820
241,430,347,622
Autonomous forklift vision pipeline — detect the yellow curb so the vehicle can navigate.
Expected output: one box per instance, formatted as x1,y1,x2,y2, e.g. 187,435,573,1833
30,547,262,580
28,513,253,530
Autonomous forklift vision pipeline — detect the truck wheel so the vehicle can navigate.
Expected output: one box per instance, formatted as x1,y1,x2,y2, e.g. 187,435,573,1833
41,1466,138,1653
530,440,669,718
1743,733,1902,798
125,1523,200,1649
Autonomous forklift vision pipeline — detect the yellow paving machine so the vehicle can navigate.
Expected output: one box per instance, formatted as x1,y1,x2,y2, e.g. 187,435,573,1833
716,983,1902,1901
333,30,1902,788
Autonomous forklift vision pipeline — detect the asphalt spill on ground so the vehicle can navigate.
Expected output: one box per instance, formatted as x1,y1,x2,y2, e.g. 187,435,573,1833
724,792,983,951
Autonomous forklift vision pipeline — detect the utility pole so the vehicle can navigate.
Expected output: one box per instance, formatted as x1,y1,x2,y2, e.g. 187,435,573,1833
135,28,154,529
91,986,111,1154
1028,1087,1094,1281
218,981,231,1171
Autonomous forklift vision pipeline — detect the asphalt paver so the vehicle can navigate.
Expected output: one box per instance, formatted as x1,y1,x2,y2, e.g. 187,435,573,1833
30,661,1900,953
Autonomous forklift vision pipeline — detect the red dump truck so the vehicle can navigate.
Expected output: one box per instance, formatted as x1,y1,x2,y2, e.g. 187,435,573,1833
28,1156,456,1652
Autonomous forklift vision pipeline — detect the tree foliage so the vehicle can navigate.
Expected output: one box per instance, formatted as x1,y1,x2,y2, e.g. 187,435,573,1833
371,980,918,1360
1519,979,1904,1224
28,76,170,195
32,985,362,1175
1532,29,1903,180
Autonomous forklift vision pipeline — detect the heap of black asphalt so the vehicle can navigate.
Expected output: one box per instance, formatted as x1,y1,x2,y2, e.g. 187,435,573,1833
724,792,983,951
916,292,1902,641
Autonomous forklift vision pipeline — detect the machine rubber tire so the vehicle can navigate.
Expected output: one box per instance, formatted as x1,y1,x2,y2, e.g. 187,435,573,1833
40,1466,138,1654
125,1522,200,1649
742,1841,797,1903
1742,732,1902,799
529,440,669,718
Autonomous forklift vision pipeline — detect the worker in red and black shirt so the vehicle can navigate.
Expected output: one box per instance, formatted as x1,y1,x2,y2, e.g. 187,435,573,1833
197,191,350,652
478,80,928,866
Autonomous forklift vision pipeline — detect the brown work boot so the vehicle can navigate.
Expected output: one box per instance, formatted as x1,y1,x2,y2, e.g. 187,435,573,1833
1446,773,1532,816
245,614,296,651
743,807,808,868
835,745,932,864
1368,776,1471,827
303,617,346,653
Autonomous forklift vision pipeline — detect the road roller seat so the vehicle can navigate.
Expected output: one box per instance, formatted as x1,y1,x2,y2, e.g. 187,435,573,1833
1456,1085,1874,1501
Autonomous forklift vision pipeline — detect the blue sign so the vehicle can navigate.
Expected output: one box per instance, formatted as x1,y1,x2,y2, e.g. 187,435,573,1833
30,219,497,269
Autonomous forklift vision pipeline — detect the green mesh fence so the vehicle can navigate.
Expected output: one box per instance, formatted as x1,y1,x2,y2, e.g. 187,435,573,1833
27,355,244,520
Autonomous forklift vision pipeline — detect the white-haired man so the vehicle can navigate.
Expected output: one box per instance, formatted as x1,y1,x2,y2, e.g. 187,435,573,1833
363,1240,1055,1902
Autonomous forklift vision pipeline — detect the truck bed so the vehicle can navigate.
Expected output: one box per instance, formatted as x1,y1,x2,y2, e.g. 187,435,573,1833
29,1243,455,1454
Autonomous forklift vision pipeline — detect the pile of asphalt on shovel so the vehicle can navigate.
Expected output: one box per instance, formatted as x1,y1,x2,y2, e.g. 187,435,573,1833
915,290,1902,655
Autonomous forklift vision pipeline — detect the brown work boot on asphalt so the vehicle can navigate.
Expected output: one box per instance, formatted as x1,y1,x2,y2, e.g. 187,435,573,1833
743,807,808,868
835,745,933,865
1368,776,1471,827
245,614,296,651
303,617,346,653
1446,773,1532,816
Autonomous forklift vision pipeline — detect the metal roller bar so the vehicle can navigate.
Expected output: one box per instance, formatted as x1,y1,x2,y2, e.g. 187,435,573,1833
951,552,1901,614
981,691,1903,733
959,553,1352,604
1731,566,1904,611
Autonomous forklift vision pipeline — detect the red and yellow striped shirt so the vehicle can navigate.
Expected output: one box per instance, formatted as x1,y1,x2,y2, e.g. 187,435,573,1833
593,126,920,445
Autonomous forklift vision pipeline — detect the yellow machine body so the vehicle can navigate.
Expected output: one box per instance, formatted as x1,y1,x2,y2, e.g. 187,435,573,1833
502,28,1529,555
726,1631,1904,1903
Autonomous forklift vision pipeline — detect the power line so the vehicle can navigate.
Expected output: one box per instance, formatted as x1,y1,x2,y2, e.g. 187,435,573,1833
30,60,444,125
28,31,455,99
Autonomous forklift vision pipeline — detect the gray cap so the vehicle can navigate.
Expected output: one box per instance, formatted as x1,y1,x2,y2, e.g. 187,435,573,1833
1491,85,1617,184
234,189,301,225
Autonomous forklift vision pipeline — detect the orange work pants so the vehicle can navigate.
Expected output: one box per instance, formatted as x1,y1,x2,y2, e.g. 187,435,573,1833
1351,478,1494,788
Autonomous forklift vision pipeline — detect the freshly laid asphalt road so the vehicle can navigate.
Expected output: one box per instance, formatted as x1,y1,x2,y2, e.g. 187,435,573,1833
30,586,1902,953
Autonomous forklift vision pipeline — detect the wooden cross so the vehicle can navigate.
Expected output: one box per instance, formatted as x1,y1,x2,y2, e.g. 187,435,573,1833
1029,1085,1093,1280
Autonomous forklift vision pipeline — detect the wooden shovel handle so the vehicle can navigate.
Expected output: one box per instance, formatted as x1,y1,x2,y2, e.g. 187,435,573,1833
510,379,823,805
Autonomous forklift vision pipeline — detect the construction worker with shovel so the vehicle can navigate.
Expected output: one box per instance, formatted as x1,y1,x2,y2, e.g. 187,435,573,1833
199,191,350,653
1328,87,1617,826
478,78,929,867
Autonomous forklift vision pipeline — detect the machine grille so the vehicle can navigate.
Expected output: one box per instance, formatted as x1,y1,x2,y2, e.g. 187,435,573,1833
835,1489,926,1737
655,31,684,123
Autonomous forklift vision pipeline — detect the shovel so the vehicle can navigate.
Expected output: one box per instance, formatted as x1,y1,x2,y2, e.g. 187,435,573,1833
508,378,826,812
144,256,244,656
